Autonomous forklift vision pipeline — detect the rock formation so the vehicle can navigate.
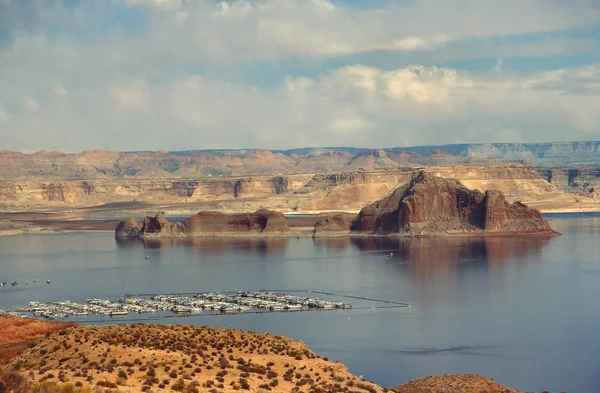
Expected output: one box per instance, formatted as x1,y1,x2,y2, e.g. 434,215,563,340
141,215,186,237
312,215,352,237
115,209,289,238
351,171,555,235
114,217,144,237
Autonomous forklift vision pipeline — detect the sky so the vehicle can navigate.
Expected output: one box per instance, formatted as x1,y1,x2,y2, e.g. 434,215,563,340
0,0,599,152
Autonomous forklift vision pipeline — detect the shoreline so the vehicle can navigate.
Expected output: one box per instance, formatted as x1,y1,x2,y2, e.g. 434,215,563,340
116,229,561,240
1,208,591,237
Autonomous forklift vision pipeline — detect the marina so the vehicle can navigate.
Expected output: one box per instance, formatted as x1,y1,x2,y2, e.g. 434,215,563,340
0,290,358,320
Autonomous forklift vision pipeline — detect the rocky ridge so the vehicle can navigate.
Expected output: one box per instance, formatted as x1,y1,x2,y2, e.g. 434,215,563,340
3,141,600,182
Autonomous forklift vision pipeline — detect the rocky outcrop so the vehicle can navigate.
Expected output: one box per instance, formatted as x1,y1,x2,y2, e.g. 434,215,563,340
116,209,289,238
481,190,552,232
351,171,555,235
114,217,144,237
141,215,186,237
185,209,289,234
312,215,352,237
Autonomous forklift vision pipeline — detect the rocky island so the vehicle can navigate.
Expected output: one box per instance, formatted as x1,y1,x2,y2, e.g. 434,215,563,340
116,172,557,238
349,171,556,236
116,209,290,238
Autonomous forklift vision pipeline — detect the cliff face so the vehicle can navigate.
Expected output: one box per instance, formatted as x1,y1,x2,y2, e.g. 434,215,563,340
538,167,600,190
351,172,554,235
1,165,595,213
116,209,289,238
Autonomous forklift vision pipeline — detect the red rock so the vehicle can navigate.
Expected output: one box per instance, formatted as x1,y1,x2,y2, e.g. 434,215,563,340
352,171,555,235
312,215,352,237
115,217,143,237
141,215,186,236
116,209,289,237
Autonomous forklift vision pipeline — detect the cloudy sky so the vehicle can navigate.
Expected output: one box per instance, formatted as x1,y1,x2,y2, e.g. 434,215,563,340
0,0,599,152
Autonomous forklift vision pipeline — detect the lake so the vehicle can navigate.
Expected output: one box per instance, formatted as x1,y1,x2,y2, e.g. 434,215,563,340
1,213,600,393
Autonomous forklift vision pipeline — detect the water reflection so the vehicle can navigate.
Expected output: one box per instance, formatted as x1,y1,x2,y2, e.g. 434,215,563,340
348,236,551,265
312,237,352,251
349,236,552,306
116,236,289,256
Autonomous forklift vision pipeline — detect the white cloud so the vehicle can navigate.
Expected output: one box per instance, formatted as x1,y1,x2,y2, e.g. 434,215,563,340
0,0,599,151
330,115,374,135
1,63,600,151
24,97,39,111
123,0,182,11
54,85,68,98
108,80,150,109
492,59,503,73
3,0,590,67
0,103,8,123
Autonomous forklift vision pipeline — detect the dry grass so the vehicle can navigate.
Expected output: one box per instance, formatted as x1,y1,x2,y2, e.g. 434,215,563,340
392,374,520,393
1,318,522,393
7,323,386,393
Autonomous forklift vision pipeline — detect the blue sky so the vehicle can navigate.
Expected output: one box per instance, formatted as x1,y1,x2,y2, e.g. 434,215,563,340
0,0,599,152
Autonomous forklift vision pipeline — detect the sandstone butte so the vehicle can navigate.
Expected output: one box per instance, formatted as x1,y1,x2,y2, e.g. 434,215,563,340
348,171,556,236
115,209,290,238
0,317,521,393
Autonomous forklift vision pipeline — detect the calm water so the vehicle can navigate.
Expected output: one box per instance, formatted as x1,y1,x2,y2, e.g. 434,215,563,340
1,214,600,393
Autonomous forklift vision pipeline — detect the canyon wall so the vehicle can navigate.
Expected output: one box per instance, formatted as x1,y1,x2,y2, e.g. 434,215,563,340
538,168,600,191
1,165,594,213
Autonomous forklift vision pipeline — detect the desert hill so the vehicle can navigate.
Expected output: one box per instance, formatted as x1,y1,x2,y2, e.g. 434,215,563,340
8,322,385,393
1,317,521,393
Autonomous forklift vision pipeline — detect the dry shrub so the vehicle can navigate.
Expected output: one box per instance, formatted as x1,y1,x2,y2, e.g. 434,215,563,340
0,370,30,393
